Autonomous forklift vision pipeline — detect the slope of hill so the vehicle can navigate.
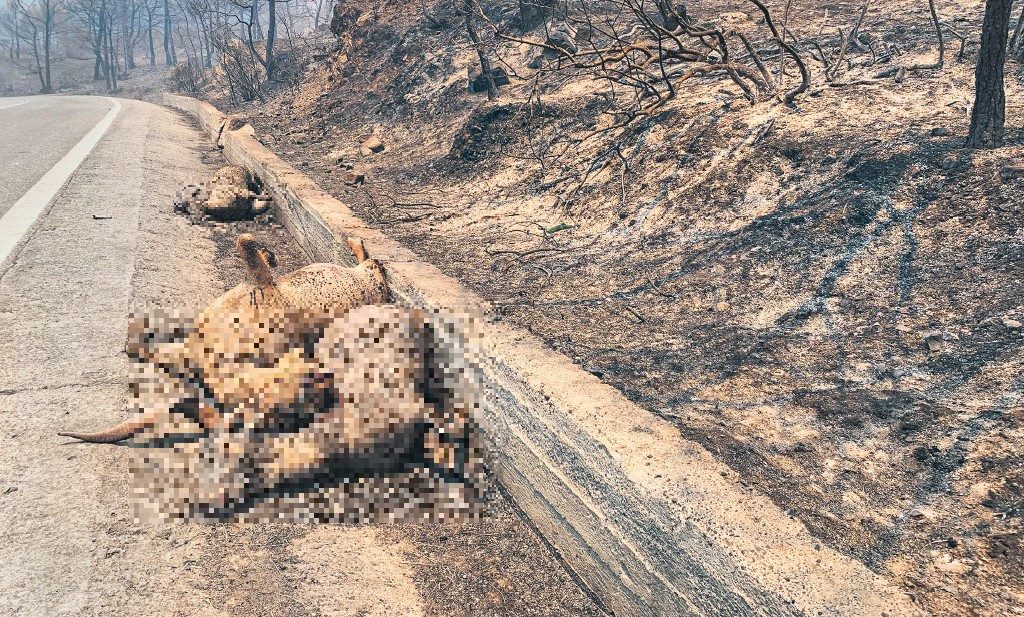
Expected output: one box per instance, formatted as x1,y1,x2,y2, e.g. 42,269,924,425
213,1,1023,614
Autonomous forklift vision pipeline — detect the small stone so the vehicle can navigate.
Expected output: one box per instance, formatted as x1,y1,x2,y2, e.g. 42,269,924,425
795,305,816,318
712,301,730,313
914,444,940,462
469,68,511,93
324,149,353,169
342,172,365,186
979,317,1001,329
908,508,931,519
892,367,906,379
545,22,578,55
1002,318,1022,330
924,332,943,352
359,135,385,155
929,126,951,137
947,537,959,548
999,164,1024,180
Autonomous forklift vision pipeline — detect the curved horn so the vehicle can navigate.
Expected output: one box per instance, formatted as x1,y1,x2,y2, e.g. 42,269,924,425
58,411,160,444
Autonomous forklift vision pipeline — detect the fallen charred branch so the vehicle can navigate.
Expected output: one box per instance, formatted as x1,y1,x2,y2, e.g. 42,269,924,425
477,0,814,116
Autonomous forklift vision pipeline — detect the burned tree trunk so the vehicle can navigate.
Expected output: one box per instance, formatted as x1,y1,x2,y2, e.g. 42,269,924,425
266,0,275,80
42,5,51,92
966,0,1013,147
29,25,45,91
93,30,103,78
147,6,155,65
464,0,496,100
1009,2,1024,53
163,0,173,65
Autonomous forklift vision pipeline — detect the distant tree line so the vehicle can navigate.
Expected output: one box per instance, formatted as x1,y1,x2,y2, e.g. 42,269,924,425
0,0,329,96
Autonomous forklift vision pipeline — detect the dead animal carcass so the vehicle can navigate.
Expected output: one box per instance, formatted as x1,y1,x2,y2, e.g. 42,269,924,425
175,165,272,221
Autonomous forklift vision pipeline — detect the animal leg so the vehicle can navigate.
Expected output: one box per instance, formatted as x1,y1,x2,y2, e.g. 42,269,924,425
124,312,194,361
130,335,191,371
190,430,255,517
188,414,337,516
198,400,233,432
257,402,413,487
423,429,461,473
248,193,272,216
346,236,369,263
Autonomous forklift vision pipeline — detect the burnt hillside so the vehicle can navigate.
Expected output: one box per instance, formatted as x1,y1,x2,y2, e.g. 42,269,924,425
220,1,1023,614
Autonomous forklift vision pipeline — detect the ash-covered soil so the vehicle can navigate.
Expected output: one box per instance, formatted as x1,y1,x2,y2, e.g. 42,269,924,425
219,0,1023,613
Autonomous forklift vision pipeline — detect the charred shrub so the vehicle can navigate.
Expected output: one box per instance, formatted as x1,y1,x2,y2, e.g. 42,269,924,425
448,103,558,165
450,105,517,163
167,61,207,95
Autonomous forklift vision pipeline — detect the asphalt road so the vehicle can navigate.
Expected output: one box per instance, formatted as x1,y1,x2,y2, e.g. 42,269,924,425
0,95,598,617
0,96,112,219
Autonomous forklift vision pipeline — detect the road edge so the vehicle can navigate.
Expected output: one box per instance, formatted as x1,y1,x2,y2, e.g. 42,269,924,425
163,93,920,617
0,97,122,274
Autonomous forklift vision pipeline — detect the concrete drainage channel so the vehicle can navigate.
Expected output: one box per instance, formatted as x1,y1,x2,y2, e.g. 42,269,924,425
164,94,918,617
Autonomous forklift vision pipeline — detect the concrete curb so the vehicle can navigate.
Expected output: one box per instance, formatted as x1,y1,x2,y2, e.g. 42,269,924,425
164,93,919,617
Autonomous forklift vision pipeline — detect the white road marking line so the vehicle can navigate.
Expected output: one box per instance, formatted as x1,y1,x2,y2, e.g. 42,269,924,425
0,99,29,111
0,97,121,268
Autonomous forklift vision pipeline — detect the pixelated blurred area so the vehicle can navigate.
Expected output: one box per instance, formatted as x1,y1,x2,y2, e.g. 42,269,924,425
173,165,273,223
121,303,490,523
